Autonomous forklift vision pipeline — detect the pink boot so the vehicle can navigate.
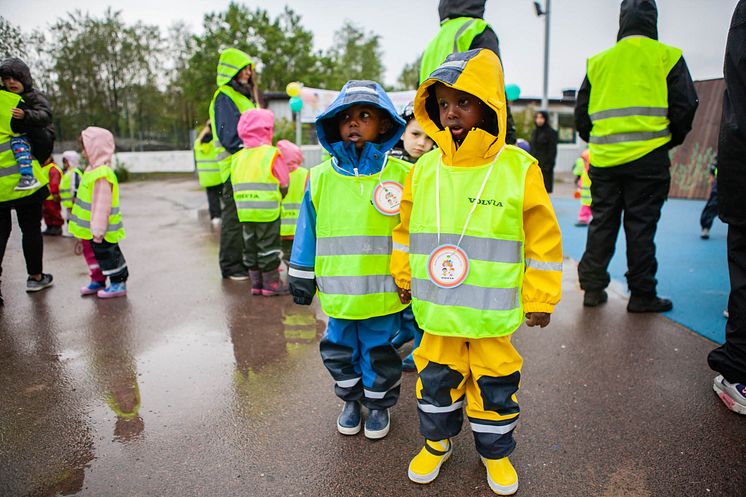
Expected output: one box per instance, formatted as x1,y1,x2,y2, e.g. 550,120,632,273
261,269,289,296
250,270,263,295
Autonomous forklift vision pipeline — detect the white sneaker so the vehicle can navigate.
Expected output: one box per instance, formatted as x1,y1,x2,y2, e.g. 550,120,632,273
211,217,221,227
713,375,746,415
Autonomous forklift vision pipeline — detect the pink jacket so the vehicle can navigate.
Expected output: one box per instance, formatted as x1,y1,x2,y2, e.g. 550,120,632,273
276,140,303,173
81,127,116,242
236,109,289,188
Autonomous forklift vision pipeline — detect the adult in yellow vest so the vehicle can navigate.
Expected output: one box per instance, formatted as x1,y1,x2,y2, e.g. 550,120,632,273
0,89,52,301
575,0,698,312
208,48,262,280
419,0,516,144
193,120,222,225
42,158,64,236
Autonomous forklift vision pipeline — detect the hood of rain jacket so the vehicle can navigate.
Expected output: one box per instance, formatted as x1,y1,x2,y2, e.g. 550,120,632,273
315,80,405,176
81,127,115,168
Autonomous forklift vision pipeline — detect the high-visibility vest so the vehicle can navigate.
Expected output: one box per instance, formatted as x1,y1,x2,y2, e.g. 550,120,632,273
587,36,682,167
281,167,309,237
231,144,281,222
193,139,222,188
59,167,82,209
580,169,592,207
0,90,47,202
311,157,410,320
419,17,489,84
44,161,62,200
69,166,125,243
409,147,532,338
208,85,255,183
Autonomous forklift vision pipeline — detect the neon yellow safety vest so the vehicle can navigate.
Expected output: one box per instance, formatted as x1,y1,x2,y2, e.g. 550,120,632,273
44,162,62,200
69,166,126,243
580,169,592,207
59,167,83,209
311,157,410,320
419,17,489,84
208,85,256,183
193,139,222,188
231,144,281,222
0,90,47,202
281,167,309,237
409,147,532,338
587,36,682,167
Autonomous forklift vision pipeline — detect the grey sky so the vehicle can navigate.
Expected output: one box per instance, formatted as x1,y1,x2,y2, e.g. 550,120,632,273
4,0,738,97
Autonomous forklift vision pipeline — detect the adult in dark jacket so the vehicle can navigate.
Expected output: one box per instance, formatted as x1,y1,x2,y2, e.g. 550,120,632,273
575,0,698,312
0,58,55,163
419,0,516,144
708,0,746,415
530,110,558,192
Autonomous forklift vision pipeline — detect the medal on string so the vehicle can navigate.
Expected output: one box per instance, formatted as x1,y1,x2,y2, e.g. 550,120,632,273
426,148,504,289
371,157,403,216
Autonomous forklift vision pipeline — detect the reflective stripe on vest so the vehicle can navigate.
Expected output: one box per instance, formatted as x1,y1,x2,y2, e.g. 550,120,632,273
194,139,223,187
311,157,410,320
408,146,531,338
580,169,592,206
68,165,126,243
281,167,309,237
419,17,489,84
231,145,281,222
208,85,255,183
60,168,82,209
587,37,682,167
0,90,47,201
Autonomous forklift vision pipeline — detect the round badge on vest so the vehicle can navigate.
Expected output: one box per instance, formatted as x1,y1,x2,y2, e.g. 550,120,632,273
427,244,470,289
372,181,403,216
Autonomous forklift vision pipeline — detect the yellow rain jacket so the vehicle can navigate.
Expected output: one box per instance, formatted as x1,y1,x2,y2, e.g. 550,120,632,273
391,48,562,316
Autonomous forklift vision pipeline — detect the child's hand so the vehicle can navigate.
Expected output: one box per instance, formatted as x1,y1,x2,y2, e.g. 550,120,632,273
526,312,550,328
397,286,411,305
11,108,25,119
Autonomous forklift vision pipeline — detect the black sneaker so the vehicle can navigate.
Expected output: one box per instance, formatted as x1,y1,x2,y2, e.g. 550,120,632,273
627,295,672,313
583,290,608,307
14,175,40,191
43,226,63,236
26,273,53,292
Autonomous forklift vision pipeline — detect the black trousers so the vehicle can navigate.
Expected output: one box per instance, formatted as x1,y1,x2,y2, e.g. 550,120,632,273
700,181,719,230
219,180,248,277
243,218,282,272
708,223,746,384
0,187,47,278
91,239,128,283
206,184,222,220
578,159,670,297
539,164,554,193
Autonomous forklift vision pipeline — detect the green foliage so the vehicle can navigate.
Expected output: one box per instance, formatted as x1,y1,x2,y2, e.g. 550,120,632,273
322,21,385,89
397,55,421,90
0,17,26,59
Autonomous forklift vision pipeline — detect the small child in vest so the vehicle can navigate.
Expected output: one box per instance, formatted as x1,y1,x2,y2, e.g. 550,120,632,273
391,49,563,495
288,80,408,439
389,102,435,371
70,127,129,299
575,149,592,226
231,108,290,296
276,139,307,265
0,57,55,192
60,150,83,231
42,157,64,236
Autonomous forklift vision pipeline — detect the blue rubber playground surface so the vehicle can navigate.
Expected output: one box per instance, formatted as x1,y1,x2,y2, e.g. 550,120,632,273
552,195,729,343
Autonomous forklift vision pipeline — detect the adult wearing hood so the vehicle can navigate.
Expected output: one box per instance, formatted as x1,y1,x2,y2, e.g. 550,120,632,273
708,0,746,415
575,0,698,312
529,110,558,193
208,48,263,280
419,0,517,144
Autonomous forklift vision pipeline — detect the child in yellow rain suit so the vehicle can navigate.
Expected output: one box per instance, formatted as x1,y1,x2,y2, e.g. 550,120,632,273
391,49,563,495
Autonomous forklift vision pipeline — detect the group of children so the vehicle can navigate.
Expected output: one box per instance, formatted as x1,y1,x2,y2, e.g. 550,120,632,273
2,57,129,299
284,49,563,496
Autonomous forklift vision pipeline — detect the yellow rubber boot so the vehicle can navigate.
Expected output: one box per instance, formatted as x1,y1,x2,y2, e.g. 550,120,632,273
481,456,518,495
407,439,452,484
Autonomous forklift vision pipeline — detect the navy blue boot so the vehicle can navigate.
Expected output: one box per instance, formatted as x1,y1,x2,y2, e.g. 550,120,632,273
364,408,390,439
337,401,361,435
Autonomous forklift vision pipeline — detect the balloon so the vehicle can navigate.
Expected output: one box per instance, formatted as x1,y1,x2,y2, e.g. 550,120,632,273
505,84,521,102
286,82,302,97
289,96,303,113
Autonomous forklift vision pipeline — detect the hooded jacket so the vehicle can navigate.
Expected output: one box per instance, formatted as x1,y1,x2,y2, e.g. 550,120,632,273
391,49,563,314
0,57,56,163
530,110,558,172
288,80,406,295
276,140,303,173
717,0,746,226
81,127,116,241
234,108,288,188
574,0,698,158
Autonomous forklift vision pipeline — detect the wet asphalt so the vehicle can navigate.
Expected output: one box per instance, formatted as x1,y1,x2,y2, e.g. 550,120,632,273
1,177,744,497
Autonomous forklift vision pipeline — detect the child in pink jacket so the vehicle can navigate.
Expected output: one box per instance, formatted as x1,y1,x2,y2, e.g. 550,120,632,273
276,139,305,264
71,127,129,298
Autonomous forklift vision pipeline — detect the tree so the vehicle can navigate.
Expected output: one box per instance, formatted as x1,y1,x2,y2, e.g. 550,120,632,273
397,55,421,90
0,17,26,59
323,21,385,89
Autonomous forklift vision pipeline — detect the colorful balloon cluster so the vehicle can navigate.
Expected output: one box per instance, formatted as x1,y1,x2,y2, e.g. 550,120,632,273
286,82,303,112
